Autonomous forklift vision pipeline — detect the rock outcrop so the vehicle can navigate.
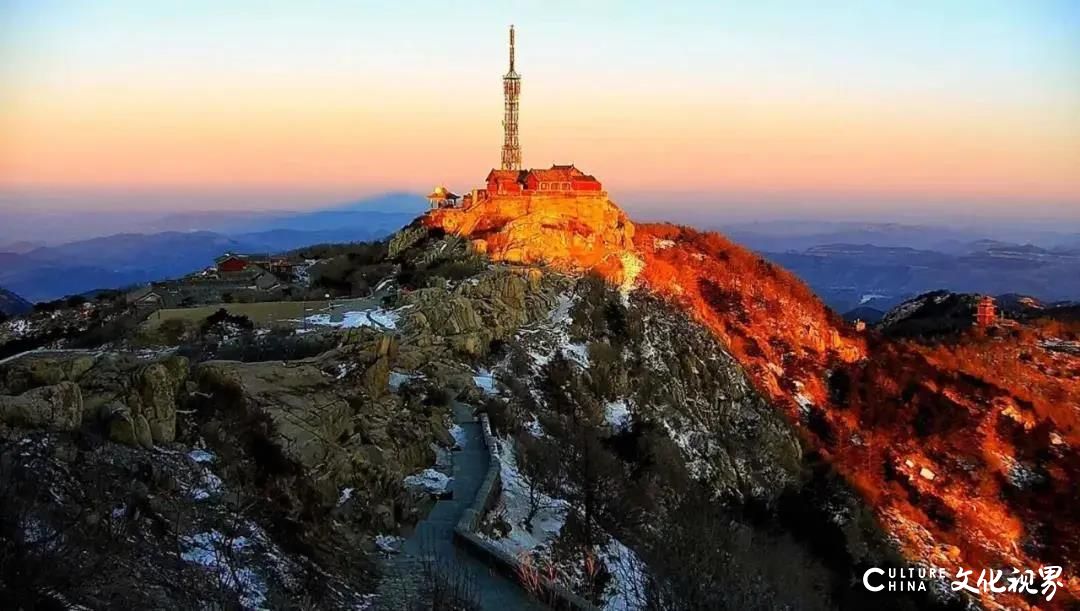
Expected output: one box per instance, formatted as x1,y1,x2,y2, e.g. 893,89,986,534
105,403,154,448
2,353,96,394
629,292,803,500
194,360,359,484
0,352,190,446
0,381,83,431
127,356,189,443
401,268,555,357
423,194,642,289
190,336,450,514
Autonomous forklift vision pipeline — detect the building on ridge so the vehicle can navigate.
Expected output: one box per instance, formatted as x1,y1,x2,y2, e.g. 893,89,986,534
437,26,607,210
483,164,603,196
976,295,997,327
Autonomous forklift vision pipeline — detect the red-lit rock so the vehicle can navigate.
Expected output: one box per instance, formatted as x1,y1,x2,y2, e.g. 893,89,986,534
424,190,1080,610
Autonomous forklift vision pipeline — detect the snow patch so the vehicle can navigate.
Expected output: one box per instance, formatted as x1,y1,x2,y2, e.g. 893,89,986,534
181,530,267,608
549,293,575,325
473,369,499,395
403,468,452,496
388,370,421,391
658,417,711,480
7,319,31,338
562,342,590,367
605,400,630,430
191,471,223,501
602,538,649,611
338,487,354,506
882,295,931,326
299,306,402,330
187,448,215,464
450,424,468,449
1041,338,1080,355
375,534,404,554
795,393,813,415
484,442,568,556
523,416,545,438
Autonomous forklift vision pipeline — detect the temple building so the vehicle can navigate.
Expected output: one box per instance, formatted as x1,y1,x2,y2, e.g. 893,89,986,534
484,164,603,196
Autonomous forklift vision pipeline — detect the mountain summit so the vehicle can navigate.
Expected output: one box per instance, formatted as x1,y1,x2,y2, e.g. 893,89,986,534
425,189,641,289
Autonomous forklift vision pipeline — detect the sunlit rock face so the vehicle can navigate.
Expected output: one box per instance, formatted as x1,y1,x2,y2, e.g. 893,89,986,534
632,222,1080,610
423,194,641,289
425,195,1080,610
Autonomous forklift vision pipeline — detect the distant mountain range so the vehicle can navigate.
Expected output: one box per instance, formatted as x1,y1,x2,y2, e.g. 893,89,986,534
0,192,427,249
140,192,426,235
719,220,1080,254
4,202,1079,309
0,196,421,302
763,241,1080,313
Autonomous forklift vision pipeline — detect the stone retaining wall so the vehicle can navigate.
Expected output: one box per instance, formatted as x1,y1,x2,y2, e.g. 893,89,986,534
455,412,501,533
453,414,598,611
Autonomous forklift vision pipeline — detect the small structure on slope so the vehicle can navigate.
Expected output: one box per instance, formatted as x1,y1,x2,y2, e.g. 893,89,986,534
976,295,997,327
215,253,253,274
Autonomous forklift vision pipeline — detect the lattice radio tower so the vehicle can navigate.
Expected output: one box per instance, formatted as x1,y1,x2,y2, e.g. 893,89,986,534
501,25,522,171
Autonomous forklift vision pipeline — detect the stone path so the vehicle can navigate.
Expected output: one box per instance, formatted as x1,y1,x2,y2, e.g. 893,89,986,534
376,401,543,610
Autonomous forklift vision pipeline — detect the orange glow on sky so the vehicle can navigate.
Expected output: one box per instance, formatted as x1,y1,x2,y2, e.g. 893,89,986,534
1,2,1078,218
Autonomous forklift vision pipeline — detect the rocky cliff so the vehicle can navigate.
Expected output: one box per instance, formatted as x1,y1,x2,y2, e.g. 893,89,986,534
424,197,1080,609
423,193,642,289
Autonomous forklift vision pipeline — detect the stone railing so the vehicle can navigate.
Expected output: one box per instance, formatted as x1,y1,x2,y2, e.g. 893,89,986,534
453,414,598,611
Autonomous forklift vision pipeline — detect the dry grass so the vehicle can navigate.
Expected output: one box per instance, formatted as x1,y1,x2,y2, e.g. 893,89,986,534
140,298,375,330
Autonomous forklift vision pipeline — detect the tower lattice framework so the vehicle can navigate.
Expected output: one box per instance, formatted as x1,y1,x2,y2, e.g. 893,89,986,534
501,25,522,171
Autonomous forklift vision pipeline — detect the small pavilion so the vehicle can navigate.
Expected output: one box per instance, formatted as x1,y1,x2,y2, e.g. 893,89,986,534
426,186,460,209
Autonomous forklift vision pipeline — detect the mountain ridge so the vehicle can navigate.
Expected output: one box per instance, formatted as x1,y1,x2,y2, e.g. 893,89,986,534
0,215,414,302
423,194,1080,609
0,196,1076,608
0,287,32,317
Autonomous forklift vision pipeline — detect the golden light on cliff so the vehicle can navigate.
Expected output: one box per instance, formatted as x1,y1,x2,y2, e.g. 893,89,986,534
423,187,1080,609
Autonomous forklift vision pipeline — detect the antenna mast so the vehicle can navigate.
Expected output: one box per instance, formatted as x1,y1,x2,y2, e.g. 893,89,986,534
501,25,522,171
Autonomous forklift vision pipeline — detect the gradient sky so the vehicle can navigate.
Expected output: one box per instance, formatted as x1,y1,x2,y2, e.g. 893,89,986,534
1,0,1078,221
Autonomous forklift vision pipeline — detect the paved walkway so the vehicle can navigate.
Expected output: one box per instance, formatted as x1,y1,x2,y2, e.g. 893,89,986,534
377,401,543,610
